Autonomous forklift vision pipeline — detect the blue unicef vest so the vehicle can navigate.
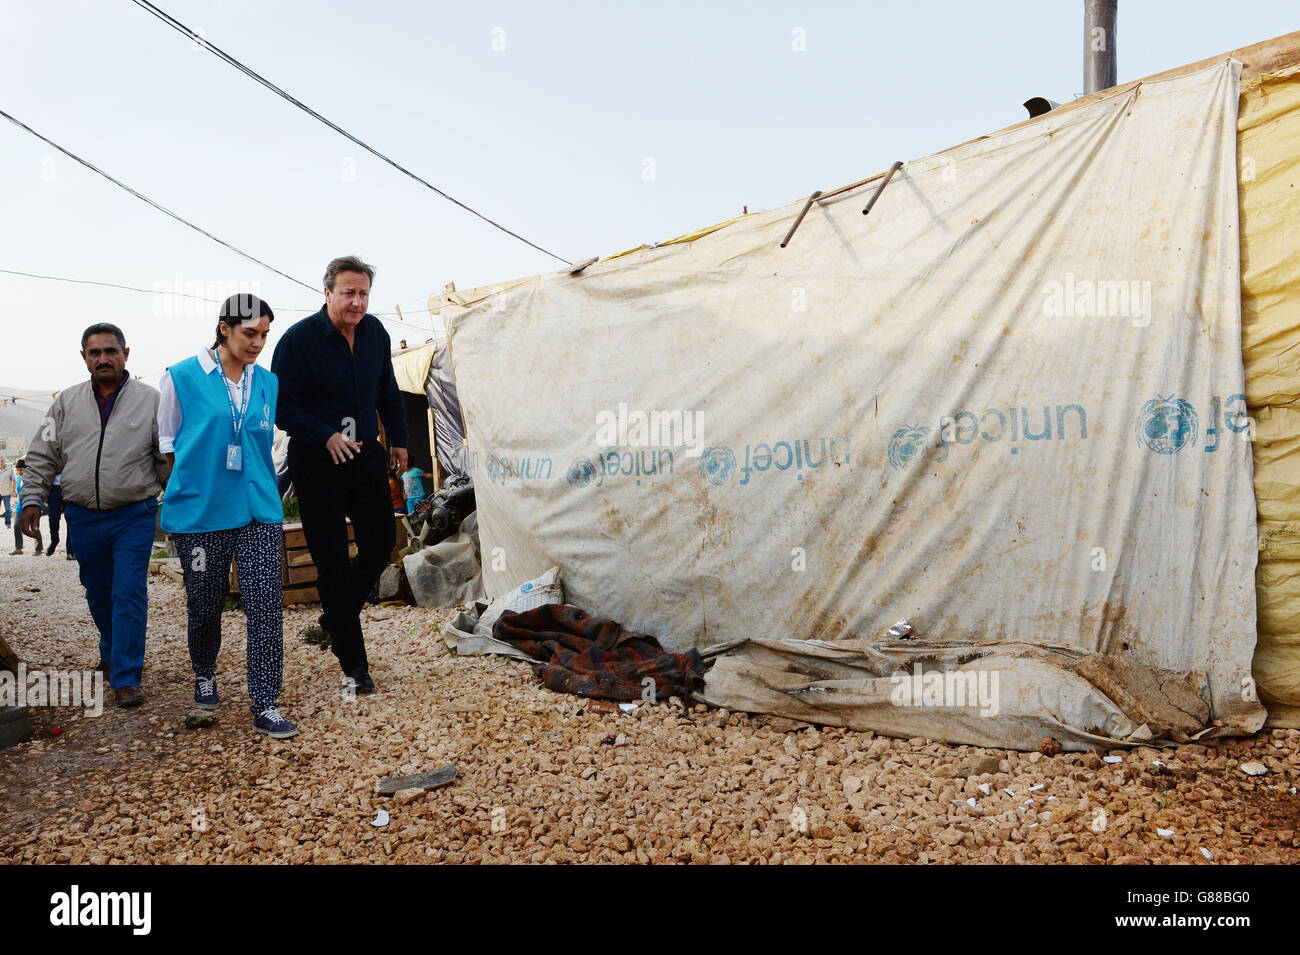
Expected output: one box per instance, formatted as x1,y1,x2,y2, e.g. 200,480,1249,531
160,356,283,534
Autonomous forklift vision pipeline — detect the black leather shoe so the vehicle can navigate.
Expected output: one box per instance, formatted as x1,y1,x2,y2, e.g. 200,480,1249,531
345,670,375,695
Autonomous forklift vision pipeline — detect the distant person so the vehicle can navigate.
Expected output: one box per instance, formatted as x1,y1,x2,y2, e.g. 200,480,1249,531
9,459,43,556
158,294,296,739
388,474,407,516
400,465,426,515
46,473,74,559
21,323,170,707
0,457,13,528
272,256,407,694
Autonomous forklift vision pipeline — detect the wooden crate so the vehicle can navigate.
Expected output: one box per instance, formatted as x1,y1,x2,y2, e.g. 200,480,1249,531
0,632,20,676
231,518,405,607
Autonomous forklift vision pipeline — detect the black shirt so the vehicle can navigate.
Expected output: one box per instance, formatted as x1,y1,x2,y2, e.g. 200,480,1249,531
271,307,409,449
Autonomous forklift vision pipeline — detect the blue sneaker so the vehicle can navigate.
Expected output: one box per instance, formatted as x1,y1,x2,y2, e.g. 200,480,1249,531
253,707,298,739
194,676,219,710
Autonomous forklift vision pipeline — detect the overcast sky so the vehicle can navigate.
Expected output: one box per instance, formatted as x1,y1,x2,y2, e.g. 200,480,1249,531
1,0,1295,399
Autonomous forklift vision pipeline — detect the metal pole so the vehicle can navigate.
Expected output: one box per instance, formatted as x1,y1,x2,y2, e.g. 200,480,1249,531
1084,0,1117,94
861,161,903,216
780,191,823,248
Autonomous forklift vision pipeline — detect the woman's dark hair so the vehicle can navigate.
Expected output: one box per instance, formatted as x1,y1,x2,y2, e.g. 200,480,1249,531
213,294,274,349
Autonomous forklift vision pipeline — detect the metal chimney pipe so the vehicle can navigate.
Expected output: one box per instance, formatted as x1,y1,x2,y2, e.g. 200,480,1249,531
1083,0,1117,94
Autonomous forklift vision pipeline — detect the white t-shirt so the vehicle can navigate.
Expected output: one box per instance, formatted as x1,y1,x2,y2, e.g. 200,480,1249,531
158,349,252,453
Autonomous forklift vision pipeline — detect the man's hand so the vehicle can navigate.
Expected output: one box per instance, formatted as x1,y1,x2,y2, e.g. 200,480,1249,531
325,432,363,465
20,505,41,540
389,446,408,477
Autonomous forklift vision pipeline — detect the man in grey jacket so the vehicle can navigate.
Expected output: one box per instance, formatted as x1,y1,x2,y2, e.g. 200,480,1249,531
0,458,14,528
22,323,170,706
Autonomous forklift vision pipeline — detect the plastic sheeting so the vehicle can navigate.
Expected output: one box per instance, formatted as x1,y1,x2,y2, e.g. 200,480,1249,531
1239,63,1300,724
402,512,485,608
426,343,468,478
447,61,1265,747
391,340,469,479
698,640,1213,751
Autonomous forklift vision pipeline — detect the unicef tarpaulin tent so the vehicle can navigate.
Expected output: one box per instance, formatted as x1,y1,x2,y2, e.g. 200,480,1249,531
430,31,1300,749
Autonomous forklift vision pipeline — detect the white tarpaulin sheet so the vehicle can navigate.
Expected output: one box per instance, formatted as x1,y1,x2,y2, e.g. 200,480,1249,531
447,61,1265,748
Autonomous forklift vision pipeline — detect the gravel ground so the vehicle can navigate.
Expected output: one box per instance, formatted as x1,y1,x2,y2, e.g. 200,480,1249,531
2,545,1298,865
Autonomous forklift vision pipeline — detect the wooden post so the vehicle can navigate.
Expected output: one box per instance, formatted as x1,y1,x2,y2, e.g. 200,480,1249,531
0,632,19,675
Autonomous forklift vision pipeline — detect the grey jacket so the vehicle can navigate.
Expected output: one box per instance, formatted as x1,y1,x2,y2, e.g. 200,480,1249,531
21,378,167,512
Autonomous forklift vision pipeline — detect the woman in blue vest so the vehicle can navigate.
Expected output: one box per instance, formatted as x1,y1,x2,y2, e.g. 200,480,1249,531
158,293,296,738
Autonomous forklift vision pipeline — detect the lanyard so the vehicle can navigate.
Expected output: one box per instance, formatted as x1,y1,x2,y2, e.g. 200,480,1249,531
211,350,251,443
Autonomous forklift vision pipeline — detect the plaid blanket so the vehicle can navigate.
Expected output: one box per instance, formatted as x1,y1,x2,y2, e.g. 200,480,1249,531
493,604,708,702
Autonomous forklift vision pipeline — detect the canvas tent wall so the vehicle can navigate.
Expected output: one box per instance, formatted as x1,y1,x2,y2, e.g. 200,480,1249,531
1238,58,1300,726
431,31,1300,742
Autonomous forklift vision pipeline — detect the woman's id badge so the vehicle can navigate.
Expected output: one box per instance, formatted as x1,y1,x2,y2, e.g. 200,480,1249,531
226,444,243,471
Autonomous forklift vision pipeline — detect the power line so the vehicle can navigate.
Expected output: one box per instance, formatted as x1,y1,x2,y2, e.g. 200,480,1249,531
0,108,321,295
0,268,194,300
129,0,572,267
0,267,315,308
0,267,419,321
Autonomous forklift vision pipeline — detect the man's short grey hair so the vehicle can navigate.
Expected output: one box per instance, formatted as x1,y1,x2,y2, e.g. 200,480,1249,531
323,256,376,291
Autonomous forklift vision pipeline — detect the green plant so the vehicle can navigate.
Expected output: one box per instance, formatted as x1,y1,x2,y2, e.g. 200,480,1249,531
282,496,301,521
300,624,330,649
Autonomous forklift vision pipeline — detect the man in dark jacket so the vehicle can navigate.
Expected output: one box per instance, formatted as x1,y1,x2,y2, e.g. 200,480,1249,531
272,256,408,693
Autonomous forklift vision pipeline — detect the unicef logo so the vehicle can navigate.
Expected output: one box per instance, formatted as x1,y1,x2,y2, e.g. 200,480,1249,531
1137,397,1198,454
699,445,737,486
566,457,596,488
887,425,930,469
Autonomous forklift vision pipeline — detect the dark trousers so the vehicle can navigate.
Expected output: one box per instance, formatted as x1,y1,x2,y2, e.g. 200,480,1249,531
64,498,157,689
288,441,394,676
173,522,285,712
48,484,71,554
